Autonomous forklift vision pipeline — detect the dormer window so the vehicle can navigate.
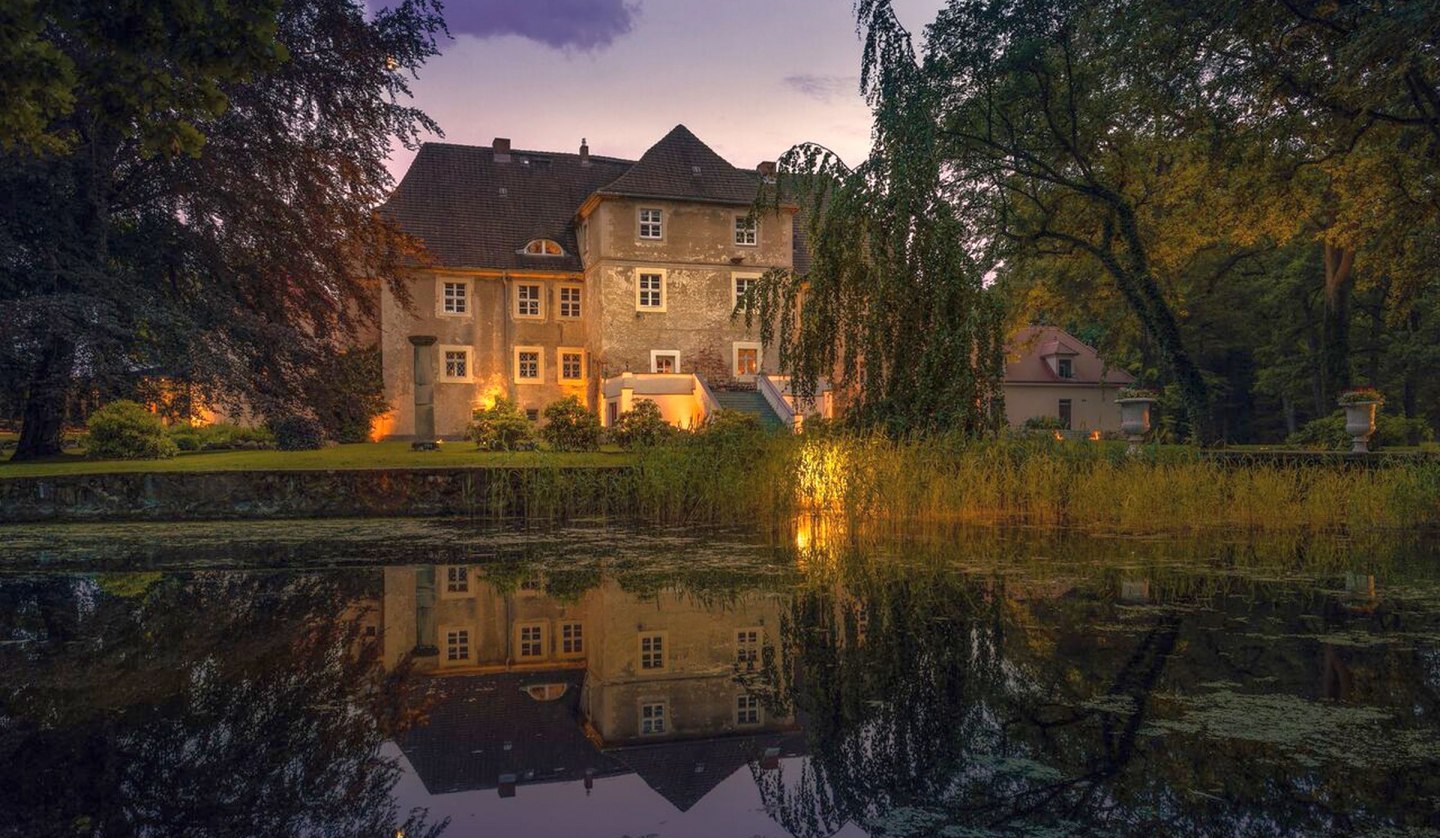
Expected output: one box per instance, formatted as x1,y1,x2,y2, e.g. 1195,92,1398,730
1058,358,1073,378
523,239,564,256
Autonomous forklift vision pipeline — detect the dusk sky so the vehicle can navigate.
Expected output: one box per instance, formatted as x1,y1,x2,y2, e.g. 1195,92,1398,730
386,0,945,180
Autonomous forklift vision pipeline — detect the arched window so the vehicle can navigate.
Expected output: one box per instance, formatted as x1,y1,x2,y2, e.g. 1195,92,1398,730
523,239,564,256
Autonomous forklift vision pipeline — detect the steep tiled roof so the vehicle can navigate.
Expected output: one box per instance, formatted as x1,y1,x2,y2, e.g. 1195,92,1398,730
608,731,807,812
596,124,761,205
394,671,625,795
381,143,633,271
1004,326,1135,385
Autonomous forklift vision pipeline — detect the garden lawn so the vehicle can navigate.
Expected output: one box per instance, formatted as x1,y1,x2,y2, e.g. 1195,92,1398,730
0,441,630,479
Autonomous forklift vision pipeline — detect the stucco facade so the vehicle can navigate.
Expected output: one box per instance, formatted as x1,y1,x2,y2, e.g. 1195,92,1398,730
376,126,794,439
1001,326,1135,433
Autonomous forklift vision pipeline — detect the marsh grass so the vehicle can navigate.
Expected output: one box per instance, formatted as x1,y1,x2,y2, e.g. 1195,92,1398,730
466,432,1438,533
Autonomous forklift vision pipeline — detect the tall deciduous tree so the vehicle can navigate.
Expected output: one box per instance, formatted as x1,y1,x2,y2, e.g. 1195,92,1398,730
0,0,442,459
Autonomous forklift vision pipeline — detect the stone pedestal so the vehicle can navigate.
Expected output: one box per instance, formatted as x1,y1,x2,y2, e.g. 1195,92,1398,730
409,335,439,450
1116,398,1155,455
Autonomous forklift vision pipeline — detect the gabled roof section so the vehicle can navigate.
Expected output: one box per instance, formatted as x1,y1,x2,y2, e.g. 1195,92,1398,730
1004,325,1135,385
596,124,760,205
381,142,634,271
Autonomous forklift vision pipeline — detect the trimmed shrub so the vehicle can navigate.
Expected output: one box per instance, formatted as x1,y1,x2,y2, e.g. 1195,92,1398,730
1286,411,1436,451
1022,415,1066,431
85,401,178,460
168,422,276,452
270,415,326,451
612,399,675,450
468,397,535,451
540,396,602,452
310,347,389,443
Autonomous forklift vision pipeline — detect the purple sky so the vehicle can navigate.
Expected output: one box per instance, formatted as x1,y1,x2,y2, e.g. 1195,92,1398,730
385,0,944,180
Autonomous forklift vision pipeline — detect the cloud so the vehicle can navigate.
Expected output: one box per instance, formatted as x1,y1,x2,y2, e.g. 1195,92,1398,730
446,0,640,51
782,74,859,102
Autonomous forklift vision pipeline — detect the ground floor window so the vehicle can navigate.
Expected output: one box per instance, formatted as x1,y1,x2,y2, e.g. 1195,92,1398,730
438,346,472,382
446,628,470,662
650,350,679,374
559,349,585,382
733,342,760,378
514,346,542,383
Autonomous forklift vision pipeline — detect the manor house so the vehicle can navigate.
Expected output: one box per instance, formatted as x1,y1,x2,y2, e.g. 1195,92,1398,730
376,125,823,439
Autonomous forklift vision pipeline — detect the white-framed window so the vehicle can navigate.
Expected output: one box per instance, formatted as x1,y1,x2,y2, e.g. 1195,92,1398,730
440,280,470,315
515,283,543,319
636,269,666,311
558,285,583,319
444,565,469,594
514,346,543,384
639,632,666,671
523,238,564,256
516,622,546,660
558,348,586,383
640,701,667,735
638,207,663,240
734,214,758,246
445,628,470,662
733,342,761,379
735,694,762,726
560,621,584,657
438,345,473,383
650,350,680,374
734,273,760,308
736,627,761,669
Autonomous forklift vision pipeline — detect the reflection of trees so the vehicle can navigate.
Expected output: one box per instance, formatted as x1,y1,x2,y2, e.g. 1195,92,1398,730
755,546,1440,837
0,572,443,837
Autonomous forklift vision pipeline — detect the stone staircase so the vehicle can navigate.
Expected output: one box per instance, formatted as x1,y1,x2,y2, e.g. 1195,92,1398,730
711,387,785,431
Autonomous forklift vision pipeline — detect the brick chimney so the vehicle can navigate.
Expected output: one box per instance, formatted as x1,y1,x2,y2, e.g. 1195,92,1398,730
579,137,590,166
493,137,511,162
757,161,777,178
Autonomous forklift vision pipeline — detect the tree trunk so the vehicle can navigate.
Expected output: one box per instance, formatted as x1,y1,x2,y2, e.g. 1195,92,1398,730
1320,243,1355,403
12,335,76,461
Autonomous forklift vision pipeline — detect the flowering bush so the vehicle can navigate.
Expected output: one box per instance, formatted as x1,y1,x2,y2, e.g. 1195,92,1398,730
1116,387,1159,400
467,397,535,451
540,396,602,451
1338,386,1385,406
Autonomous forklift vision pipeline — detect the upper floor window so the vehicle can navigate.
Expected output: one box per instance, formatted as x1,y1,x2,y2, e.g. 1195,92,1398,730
1058,358,1074,378
441,281,468,314
517,622,546,659
445,566,469,594
734,274,759,308
560,621,584,656
559,285,582,318
637,270,666,311
734,215,758,246
446,628,470,662
736,694,762,725
515,283,542,318
640,702,667,735
523,239,564,256
639,208,663,240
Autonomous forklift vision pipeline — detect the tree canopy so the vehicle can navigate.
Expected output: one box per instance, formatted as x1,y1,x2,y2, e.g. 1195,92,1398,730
0,0,444,459
764,0,1439,442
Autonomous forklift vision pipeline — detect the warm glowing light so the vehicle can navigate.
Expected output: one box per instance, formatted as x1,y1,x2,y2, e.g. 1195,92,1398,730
1089,430,1101,441
368,410,396,442
1053,431,1064,441
795,439,849,511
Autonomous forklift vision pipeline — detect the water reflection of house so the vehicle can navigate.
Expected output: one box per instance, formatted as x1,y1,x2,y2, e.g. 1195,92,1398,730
382,566,803,811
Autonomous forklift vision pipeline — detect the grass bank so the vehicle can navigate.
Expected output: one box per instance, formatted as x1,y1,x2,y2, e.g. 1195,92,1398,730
5,432,1438,534
0,440,629,478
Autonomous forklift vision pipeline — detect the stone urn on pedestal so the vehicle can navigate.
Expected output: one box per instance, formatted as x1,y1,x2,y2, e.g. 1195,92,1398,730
1115,388,1158,455
1338,387,1383,454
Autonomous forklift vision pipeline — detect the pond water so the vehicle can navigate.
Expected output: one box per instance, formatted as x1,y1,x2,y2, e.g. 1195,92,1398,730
2,521,1439,837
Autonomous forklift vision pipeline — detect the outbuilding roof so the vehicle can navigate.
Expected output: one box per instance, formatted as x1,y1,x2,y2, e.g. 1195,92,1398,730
1004,326,1135,385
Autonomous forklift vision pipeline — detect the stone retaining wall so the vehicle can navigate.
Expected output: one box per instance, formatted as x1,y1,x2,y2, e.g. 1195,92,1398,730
0,467,632,523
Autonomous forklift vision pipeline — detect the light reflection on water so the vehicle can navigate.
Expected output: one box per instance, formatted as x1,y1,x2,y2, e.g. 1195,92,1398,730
2,523,1439,837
